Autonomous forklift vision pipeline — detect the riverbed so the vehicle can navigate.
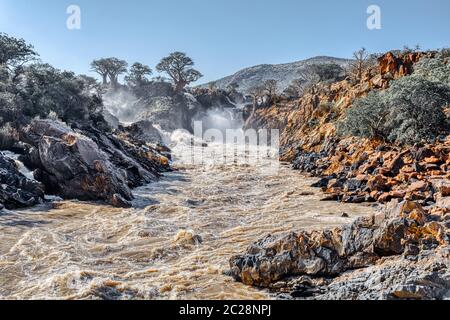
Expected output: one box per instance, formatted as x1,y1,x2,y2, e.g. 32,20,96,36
0,138,375,300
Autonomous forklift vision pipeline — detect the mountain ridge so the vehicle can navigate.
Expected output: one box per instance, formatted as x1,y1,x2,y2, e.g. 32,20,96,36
200,56,353,93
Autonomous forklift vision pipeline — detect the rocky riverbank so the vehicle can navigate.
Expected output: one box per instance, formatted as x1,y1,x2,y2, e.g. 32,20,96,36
230,50,450,299
229,200,450,299
0,119,170,209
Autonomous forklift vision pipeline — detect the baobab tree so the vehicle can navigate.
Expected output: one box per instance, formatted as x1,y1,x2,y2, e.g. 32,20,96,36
90,58,110,85
156,52,203,92
105,58,128,88
125,62,152,87
91,57,128,87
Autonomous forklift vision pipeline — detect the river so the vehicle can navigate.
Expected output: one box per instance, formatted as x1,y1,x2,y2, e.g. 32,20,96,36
0,132,375,300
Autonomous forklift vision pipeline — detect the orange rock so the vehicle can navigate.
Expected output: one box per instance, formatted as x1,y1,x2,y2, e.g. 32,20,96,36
370,191,380,200
409,209,427,225
401,166,415,174
367,175,388,191
389,190,406,199
424,156,441,164
378,193,392,203
355,174,368,181
423,222,446,244
407,181,429,193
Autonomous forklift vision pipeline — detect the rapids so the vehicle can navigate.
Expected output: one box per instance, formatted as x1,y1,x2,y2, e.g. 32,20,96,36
0,132,375,300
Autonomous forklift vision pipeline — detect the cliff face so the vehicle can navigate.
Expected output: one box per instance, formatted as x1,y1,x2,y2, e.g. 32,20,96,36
245,52,450,208
247,51,428,157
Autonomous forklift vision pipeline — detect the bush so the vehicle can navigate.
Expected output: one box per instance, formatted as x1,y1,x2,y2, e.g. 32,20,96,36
12,63,104,124
339,75,450,145
338,91,389,140
413,57,450,86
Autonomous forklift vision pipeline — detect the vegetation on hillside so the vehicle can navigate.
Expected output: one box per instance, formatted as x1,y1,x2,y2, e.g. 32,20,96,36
340,53,450,145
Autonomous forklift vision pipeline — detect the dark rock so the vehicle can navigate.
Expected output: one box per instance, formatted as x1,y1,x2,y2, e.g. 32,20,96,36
20,120,139,207
229,200,449,294
111,193,133,208
373,218,408,256
404,244,420,257
123,120,162,145
229,216,378,287
0,152,45,209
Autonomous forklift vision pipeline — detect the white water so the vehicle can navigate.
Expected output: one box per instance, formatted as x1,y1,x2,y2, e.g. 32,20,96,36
0,132,375,300
1,151,35,181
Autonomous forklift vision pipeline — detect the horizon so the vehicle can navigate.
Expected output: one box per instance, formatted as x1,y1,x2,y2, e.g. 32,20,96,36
1,0,449,84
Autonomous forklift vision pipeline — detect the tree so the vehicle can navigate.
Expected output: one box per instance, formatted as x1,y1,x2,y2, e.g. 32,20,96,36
10,63,103,124
78,75,101,94
348,48,370,83
0,33,38,70
105,58,128,88
299,68,320,94
125,62,152,87
90,58,110,85
248,86,265,108
90,57,128,87
263,79,278,103
156,52,203,92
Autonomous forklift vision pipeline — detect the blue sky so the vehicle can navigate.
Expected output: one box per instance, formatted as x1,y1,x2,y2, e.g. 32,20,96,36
0,0,449,83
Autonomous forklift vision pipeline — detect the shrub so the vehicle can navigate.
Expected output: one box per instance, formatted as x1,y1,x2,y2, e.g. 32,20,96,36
338,91,389,140
413,57,450,86
339,75,450,145
13,63,103,124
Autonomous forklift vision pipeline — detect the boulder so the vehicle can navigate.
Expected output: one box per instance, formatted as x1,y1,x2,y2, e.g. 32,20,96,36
123,120,162,144
0,152,45,209
21,120,134,207
229,200,448,290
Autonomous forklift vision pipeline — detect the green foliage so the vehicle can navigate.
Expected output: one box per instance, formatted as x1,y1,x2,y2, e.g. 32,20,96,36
339,74,450,145
156,52,203,92
413,57,450,85
1,63,103,126
125,62,152,88
0,33,38,69
91,57,128,87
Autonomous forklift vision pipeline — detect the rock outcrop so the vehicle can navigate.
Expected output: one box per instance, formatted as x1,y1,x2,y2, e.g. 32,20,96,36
15,119,170,207
0,152,44,209
245,51,448,208
229,200,450,299
233,50,450,299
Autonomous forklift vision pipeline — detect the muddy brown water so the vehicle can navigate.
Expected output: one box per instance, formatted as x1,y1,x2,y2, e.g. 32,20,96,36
0,142,375,300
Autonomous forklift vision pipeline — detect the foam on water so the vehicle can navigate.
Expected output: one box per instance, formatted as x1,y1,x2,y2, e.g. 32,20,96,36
0,139,376,300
